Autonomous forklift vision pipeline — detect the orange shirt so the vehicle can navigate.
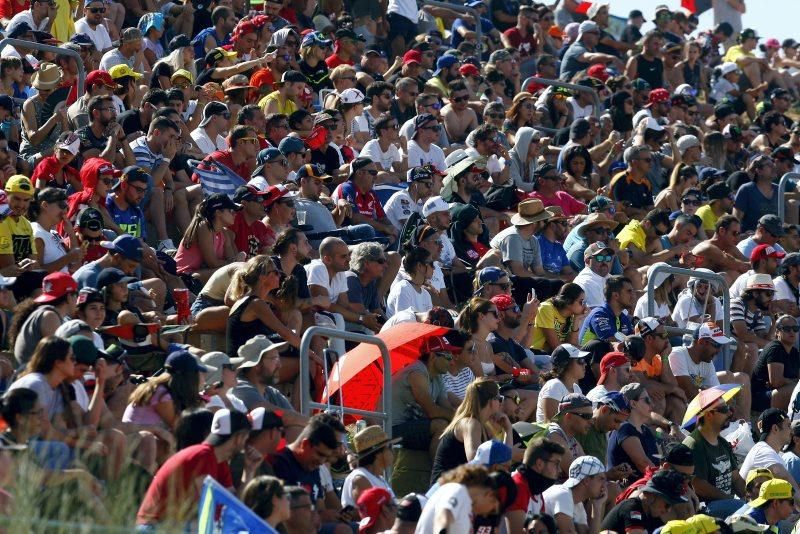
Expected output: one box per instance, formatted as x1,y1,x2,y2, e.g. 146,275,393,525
632,355,662,378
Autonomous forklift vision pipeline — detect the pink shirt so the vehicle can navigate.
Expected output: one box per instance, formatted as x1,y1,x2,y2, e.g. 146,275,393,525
175,230,226,274
528,190,587,217
122,385,172,426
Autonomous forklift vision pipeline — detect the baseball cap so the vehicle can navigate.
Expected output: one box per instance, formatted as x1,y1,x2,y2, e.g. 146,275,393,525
641,469,689,505
597,352,629,385
706,181,732,200
204,47,237,66
629,9,645,20
722,124,743,140
551,344,590,368
34,272,78,303
422,196,449,218
750,243,786,262
165,349,211,373
657,520,694,534
76,287,103,308
469,440,513,466
348,156,373,179
70,33,94,47
586,63,609,82
407,166,441,183
745,467,774,487
433,55,459,76
646,88,671,106
402,50,423,65
4,175,34,196
205,192,242,213
248,407,284,431
69,335,108,365
725,515,769,533
171,69,194,84
199,101,229,127
55,319,91,340
209,409,252,444
475,266,507,289
339,88,365,105
262,184,294,209
396,493,427,522
278,136,306,156
357,488,394,532
757,408,789,441
748,479,793,508
698,166,725,181
663,443,694,467
577,20,599,37
422,335,463,355
334,28,366,42
563,455,604,488
587,195,614,213
294,163,330,183
599,391,630,413
116,166,151,189
412,113,438,139
86,69,116,90
280,70,306,85
490,294,517,312
77,207,103,231
635,316,663,336
95,267,137,291
555,393,592,419
676,135,700,156
301,31,332,48
583,241,614,261
693,321,733,345
168,34,191,53
771,146,800,164
200,351,243,386
101,234,143,261
740,28,760,41
108,64,143,80
459,63,480,77
758,214,786,236
232,185,269,203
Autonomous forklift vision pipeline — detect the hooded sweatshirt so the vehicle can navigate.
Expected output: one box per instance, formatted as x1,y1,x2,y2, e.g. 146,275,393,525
509,127,539,192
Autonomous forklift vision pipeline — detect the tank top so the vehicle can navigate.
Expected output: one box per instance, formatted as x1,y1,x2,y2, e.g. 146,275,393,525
481,360,496,376
430,428,470,485
340,467,395,507
682,62,701,88
192,27,230,59
635,55,664,89
31,222,69,273
20,99,62,163
14,305,60,368
226,296,275,356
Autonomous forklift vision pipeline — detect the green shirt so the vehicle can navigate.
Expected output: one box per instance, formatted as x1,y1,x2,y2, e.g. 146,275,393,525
576,422,608,466
683,427,738,497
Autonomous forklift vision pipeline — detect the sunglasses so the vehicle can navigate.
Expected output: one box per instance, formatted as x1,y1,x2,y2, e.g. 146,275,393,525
421,124,441,132
222,363,235,371
490,282,512,290
711,404,731,414
569,412,593,420
425,102,442,110
435,351,454,361
452,95,469,103
683,199,701,206
779,325,800,333
89,6,106,12
593,254,614,263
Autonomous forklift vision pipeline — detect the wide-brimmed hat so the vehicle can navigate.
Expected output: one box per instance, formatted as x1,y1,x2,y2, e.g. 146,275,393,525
32,62,61,90
511,199,556,226
237,335,288,369
577,213,617,236
352,425,402,458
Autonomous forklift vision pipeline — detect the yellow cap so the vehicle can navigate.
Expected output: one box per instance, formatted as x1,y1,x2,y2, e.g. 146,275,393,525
216,47,237,59
659,520,696,534
687,514,718,534
4,175,33,196
745,467,774,487
170,69,194,84
748,478,793,508
108,64,143,80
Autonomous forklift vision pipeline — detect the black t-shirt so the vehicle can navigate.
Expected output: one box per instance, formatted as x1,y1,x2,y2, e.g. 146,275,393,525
621,24,642,45
310,145,340,175
150,62,173,89
612,174,654,209
195,68,218,86
752,340,800,397
299,60,332,94
270,448,325,502
118,109,143,136
488,332,529,365
76,124,107,152
601,498,664,533
271,256,311,300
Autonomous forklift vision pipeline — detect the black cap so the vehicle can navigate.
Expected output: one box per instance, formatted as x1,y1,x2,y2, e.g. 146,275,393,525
70,33,94,47
204,193,242,213
783,38,799,49
396,493,425,522
663,443,694,467
714,22,734,37
714,103,736,120
642,470,689,505
78,207,104,231
96,267,137,291
168,34,191,53
334,28,366,42
348,156,373,179
7,21,32,39
740,28,760,41
119,166,150,187
232,185,268,203
280,70,307,84
758,408,789,441
76,287,104,308
706,181,732,201
622,335,646,362
771,146,800,164
629,9,645,21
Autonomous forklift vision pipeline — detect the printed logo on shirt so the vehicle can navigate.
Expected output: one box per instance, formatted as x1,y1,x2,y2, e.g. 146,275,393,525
631,511,642,521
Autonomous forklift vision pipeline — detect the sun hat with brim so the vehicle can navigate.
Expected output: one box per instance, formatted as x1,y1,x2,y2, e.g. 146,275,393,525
641,470,690,505
237,335,289,369
577,213,617,236
745,273,775,291
201,351,243,385
34,272,77,303
31,62,61,90
352,425,402,458
748,479,793,508
511,199,554,226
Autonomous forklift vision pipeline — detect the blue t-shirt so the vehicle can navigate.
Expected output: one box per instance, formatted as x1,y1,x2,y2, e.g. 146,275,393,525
578,303,633,345
450,17,495,49
537,234,569,275
607,421,659,480
734,182,778,232
73,260,104,289
106,195,147,240
563,222,623,274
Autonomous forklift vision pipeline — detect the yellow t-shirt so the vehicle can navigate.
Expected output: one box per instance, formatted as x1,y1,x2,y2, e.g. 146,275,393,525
51,0,76,43
258,91,298,115
425,76,450,98
722,45,753,64
531,300,572,351
616,219,646,252
695,204,718,233
0,215,36,263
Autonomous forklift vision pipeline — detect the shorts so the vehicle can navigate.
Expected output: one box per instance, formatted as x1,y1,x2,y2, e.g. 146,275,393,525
387,12,418,45
190,294,223,316
752,388,773,412
393,419,432,451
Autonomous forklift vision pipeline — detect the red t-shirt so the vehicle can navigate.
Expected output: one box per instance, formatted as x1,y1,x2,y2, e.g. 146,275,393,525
503,28,537,58
332,181,386,220
231,211,271,256
325,53,353,69
527,190,587,217
508,469,544,515
31,156,79,190
137,443,233,524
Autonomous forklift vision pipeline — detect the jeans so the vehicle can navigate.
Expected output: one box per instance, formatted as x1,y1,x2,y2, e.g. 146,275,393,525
29,439,73,470
344,224,377,241
703,498,745,519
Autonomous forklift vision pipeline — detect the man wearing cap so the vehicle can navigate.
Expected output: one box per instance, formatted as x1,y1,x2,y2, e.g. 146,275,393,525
579,275,635,345
325,28,365,69
100,27,144,73
731,274,778,362
0,174,37,275
259,71,306,116
403,113,447,173
424,55,459,99
586,352,632,402
190,101,230,154
230,185,270,257
560,21,616,82
576,392,631,474
695,181,733,235
724,28,781,92
542,455,607,534
488,293,539,374
356,487,397,534
602,469,688,533
67,69,117,130
621,10,646,45
737,214,788,260
572,242,615,309
331,157,398,241
229,407,284,482
669,320,752,419
744,478,795,528
136,409,251,526
739,408,800,499
74,0,113,55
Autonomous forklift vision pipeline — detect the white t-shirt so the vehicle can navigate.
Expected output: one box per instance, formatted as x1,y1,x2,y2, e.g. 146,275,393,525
633,293,670,321
31,222,69,273
729,269,755,299
739,441,787,480
567,97,593,120
572,267,608,309
360,139,402,171
439,234,456,269
774,276,800,307
415,483,472,534
536,379,582,423
671,291,725,329
403,140,447,172
380,307,418,331
74,18,113,52
443,367,475,400
384,189,422,230
8,10,47,31
191,127,228,154
305,259,348,303
668,346,720,390
206,393,247,412
542,484,587,526
387,0,418,22
386,279,432,318
340,467,395,508
711,78,738,103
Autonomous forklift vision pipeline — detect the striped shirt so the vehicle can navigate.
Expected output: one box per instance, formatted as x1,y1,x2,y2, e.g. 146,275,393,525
730,297,767,333
443,367,474,400
129,135,165,172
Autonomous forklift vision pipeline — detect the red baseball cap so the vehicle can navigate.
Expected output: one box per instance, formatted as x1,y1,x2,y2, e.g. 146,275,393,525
34,272,78,303
750,243,786,262
403,50,423,65
597,351,629,385
262,184,292,208
423,335,462,354
97,161,122,177
490,294,517,312
459,63,480,77
86,70,116,89
357,487,393,532
586,63,609,83
646,88,671,106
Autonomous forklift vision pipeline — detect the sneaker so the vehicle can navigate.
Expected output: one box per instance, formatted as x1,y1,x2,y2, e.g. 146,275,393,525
157,239,176,253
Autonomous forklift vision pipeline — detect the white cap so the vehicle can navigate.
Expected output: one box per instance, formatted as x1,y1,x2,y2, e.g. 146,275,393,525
339,88,365,105
720,62,740,76
674,83,697,97
694,321,733,345
632,109,652,129
646,262,672,289
586,1,608,19
422,196,450,218
247,176,269,192
563,456,605,488
644,117,664,132
577,20,599,37
677,134,700,155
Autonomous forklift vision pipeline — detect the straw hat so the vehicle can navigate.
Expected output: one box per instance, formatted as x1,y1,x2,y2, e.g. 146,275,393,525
352,425,402,458
32,62,61,90
511,199,554,226
577,212,618,236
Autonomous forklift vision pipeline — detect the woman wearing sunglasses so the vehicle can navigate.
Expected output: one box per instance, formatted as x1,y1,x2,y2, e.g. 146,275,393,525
654,163,699,213
751,315,800,412
30,187,84,274
609,382,659,483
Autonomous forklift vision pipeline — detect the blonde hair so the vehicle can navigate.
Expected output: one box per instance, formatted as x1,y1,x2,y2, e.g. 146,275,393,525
330,65,356,82
152,47,196,82
230,255,275,299
441,378,499,437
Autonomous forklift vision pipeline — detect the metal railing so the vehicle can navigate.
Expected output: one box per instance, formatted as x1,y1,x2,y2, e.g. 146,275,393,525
0,39,85,96
646,264,732,369
777,172,800,222
298,326,393,435
426,1,481,52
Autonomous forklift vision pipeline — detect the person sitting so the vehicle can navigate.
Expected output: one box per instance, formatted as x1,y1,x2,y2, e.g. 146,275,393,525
578,275,635,345
536,344,589,423
731,274,778,373
743,479,797,530
340,425,399,508
543,394,594,480
739,408,800,495
531,282,588,354
240,475,292,530
751,315,800,412
572,242,615,309
609,383,659,482
386,246,434,318
601,469,689,533
448,203,492,270
691,214,750,284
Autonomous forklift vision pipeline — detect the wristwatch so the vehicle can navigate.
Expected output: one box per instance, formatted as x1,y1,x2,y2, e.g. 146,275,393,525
358,315,364,324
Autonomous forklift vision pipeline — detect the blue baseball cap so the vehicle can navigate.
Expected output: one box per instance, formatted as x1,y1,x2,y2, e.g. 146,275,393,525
278,136,306,156
165,350,211,373
469,440,512,466
698,166,725,181
100,234,143,262
600,391,631,413
300,31,332,48
433,55,459,76
257,148,283,165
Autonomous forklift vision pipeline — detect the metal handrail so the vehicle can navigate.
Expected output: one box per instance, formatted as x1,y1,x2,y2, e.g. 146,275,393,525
0,39,85,96
777,172,800,222
425,1,481,53
299,326,393,436
646,264,732,369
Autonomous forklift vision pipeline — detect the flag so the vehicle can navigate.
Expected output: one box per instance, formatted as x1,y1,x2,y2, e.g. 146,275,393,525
681,0,713,15
197,476,278,533
190,158,248,198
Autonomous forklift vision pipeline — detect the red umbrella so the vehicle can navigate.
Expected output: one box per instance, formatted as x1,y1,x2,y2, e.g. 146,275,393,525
322,323,452,414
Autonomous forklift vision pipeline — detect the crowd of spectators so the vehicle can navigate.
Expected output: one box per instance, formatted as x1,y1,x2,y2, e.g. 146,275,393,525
0,0,799,532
